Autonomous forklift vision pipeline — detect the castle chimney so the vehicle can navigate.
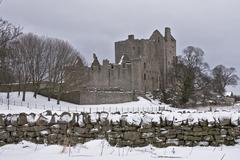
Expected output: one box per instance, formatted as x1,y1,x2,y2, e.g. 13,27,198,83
128,34,134,40
165,27,171,38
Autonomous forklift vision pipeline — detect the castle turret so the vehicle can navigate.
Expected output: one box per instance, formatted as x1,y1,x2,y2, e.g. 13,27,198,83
165,27,171,39
128,35,134,41
164,27,176,88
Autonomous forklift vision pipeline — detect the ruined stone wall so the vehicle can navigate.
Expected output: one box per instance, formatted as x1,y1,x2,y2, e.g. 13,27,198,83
0,83,47,92
79,90,135,104
87,62,132,91
1,112,240,147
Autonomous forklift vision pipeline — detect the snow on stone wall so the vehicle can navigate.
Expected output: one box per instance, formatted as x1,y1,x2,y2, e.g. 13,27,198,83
0,111,240,147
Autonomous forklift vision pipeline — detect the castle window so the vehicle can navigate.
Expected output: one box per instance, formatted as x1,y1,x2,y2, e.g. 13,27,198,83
111,64,114,69
158,37,160,43
133,46,135,50
144,62,146,69
144,74,146,80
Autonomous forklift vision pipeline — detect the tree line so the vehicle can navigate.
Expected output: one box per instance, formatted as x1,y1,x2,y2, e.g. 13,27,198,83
0,17,84,103
165,46,239,106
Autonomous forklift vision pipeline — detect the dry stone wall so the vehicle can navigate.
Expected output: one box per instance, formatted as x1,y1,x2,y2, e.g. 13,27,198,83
0,111,240,147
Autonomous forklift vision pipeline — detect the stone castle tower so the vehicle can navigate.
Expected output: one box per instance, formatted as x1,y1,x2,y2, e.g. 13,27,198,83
115,27,176,92
64,27,176,97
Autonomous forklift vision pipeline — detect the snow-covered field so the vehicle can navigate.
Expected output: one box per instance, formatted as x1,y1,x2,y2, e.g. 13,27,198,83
0,92,240,115
0,92,165,114
0,140,240,160
1,92,240,125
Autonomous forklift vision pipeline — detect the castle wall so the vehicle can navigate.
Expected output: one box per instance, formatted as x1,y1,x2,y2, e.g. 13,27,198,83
115,37,145,64
130,59,142,91
64,66,88,90
143,33,165,91
87,62,132,91
79,90,135,104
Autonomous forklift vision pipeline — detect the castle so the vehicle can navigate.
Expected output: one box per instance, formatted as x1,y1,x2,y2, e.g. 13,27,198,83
64,27,176,104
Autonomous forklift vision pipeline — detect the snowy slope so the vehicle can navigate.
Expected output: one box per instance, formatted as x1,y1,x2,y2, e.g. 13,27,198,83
0,92,240,123
0,92,165,114
1,92,240,114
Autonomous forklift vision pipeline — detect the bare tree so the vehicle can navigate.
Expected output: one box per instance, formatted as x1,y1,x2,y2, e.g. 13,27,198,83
10,33,48,100
0,17,22,101
212,65,239,95
0,18,22,85
45,38,79,104
169,46,210,106
0,18,22,48
24,34,48,98
10,33,83,103
10,37,32,101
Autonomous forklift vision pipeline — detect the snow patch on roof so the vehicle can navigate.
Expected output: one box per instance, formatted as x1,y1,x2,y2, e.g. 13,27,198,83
118,55,125,64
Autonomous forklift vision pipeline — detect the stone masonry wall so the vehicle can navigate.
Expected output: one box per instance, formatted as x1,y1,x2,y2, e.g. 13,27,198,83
79,90,135,104
0,111,240,147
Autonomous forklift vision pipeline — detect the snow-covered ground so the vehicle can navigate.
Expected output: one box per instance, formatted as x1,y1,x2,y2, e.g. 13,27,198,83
0,92,165,114
0,140,239,160
0,92,240,126
0,92,240,125
0,92,240,115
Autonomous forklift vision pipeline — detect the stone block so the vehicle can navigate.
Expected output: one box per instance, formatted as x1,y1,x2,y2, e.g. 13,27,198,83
0,131,9,140
141,132,154,139
36,115,49,126
193,127,202,132
123,131,140,141
203,135,214,141
17,113,28,126
219,118,231,126
6,125,16,132
47,134,58,144
166,139,179,146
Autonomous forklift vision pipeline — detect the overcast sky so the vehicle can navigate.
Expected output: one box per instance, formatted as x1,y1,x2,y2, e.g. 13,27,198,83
0,0,239,93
